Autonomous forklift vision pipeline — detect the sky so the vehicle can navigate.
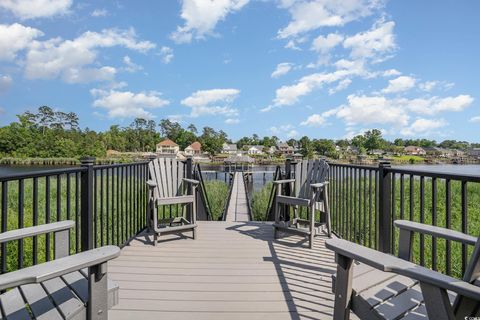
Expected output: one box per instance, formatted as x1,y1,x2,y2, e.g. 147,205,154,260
0,0,479,142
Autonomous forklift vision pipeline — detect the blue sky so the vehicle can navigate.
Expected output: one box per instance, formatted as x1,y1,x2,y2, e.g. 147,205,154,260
0,0,479,142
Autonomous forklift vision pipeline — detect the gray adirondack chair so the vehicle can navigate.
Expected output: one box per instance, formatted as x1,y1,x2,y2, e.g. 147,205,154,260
327,220,480,320
147,157,199,245
0,220,120,320
273,159,331,249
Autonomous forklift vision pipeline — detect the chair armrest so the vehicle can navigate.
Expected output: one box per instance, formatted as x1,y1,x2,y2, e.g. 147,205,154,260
394,220,477,246
182,178,199,186
0,246,120,291
311,181,329,189
146,180,157,189
0,221,75,244
326,238,480,301
273,179,295,185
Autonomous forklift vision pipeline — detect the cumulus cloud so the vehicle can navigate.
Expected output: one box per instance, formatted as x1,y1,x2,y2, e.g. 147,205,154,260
300,114,327,127
0,0,72,20
122,56,143,73
158,46,174,64
278,0,383,39
270,124,298,138
400,118,447,136
383,69,401,77
171,0,249,43
0,23,43,61
343,20,396,61
470,116,480,123
24,27,155,83
225,118,240,124
91,8,108,17
181,88,240,117
271,62,294,78
0,75,13,94
91,89,169,119
405,95,474,115
382,75,416,93
311,33,344,53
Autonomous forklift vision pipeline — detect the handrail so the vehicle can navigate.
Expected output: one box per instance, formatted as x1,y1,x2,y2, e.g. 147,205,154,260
222,173,235,221
194,164,213,221
0,167,87,182
387,166,480,182
265,166,283,221
242,172,254,221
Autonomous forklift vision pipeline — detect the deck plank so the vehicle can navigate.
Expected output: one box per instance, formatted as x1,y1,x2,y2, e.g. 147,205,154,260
109,221,343,319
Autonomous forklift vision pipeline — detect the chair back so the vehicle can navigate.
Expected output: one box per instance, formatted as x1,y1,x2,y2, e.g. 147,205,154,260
148,158,186,199
292,159,329,199
453,237,480,317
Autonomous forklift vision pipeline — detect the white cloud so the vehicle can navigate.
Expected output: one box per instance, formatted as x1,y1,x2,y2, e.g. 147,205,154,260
269,124,299,138
0,75,13,93
311,33,343,53
405,95,474,115
0,0,72,20
171,0,249,43
91,89,169,119
181,88,240,117
159,46,174,64
382,75,416,93
225,118,240,124
270,60,365,108
0,23,43,61
91,8,108,17
343,20,396,60
271,62,294,78
287,130,299,138
400,118,447,136
469,116,480,123
383,69,401,77
300,114,327,127
24,28,155,83
419,81,437,92
336,94,410,127
278,0,383,39
329,78,352,95
122,56,143,73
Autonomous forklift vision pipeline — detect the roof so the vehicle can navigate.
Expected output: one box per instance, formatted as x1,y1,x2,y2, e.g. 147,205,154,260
157,139,178,147
187,141,201,150
405,146,424,150
248,145,264,150
224,155,255,163
223,143,237,150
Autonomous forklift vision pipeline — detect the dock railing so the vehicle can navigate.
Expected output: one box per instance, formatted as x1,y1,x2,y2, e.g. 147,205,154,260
328,161,480,278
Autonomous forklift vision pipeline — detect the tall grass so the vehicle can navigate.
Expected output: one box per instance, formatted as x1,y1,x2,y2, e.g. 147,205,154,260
251,182,273,221
203,180,229,221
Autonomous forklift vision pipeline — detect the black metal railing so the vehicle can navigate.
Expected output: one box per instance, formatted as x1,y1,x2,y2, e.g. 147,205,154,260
0,158,149,273
328,161,480,278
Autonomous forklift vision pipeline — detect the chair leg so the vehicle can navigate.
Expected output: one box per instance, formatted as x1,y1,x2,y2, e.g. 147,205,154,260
324,188,332,238
153,233,158,246
274,199,280,239
192,228,197,240
309,203,315,249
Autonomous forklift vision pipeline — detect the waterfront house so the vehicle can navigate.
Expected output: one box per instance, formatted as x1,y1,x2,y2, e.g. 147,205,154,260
404,146,426,155
156,138,179,158
185,141,202,156
468,148,480,159
277,142,294,156
222,143,238,154
246,145,265,155
368,149,384,156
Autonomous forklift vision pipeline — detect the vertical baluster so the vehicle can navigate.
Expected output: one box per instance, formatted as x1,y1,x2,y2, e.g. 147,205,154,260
391,173,396,253
353,168,357,242
445,179,451,275
93,169,98,247
1,181,7,273
106,168,110,245
374,170,378,250
117,166,120,245
55,175,61,259
431,177,437,271
120,166,124,244
363,169,367,246
75,172,79,253
399,174,404,220
18,179,24,269
419,176,425,266
409,174,414,222
368,170,372,248
100,169,104,247
461,180,468,275
33,178,38,265
45,176,51,261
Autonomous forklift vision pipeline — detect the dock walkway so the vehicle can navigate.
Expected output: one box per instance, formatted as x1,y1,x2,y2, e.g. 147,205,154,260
108,221,338,319
225,172,250,222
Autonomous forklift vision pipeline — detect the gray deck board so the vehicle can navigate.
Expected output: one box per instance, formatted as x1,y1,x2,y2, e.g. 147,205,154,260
108,221,351,319
225,173,250,222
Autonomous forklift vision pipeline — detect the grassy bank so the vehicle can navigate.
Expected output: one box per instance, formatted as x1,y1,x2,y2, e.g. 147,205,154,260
251,182,273,221
203,180,229,221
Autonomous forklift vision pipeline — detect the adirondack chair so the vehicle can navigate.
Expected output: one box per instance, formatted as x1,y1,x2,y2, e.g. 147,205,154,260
273,159,331,249
326,220,480,320
147,157,199,245
0,220,120,320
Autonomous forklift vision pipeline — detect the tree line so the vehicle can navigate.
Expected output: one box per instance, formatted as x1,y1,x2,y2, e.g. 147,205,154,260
0,107,478,159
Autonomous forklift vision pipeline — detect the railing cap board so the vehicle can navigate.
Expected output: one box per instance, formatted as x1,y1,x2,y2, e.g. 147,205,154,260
0,221,75,244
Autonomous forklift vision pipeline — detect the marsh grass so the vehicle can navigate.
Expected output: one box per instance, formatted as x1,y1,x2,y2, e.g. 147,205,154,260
203,180,229,221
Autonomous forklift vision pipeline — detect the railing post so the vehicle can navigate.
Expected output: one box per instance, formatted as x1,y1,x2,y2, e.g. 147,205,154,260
284,158,292,221
186,156,193,222
378,161,392,253
80,157,95,252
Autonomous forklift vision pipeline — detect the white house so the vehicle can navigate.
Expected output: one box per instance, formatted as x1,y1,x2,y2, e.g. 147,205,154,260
222,143,238,154
185,141,202,156
156,139,179,157
247,145,264,155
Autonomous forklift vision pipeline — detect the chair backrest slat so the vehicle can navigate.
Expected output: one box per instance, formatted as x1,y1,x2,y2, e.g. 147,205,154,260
293,159,329,199
149,158,185,199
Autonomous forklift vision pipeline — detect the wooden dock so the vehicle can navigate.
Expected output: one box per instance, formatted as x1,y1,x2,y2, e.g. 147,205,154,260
225,172,250,222
108,221,339,319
